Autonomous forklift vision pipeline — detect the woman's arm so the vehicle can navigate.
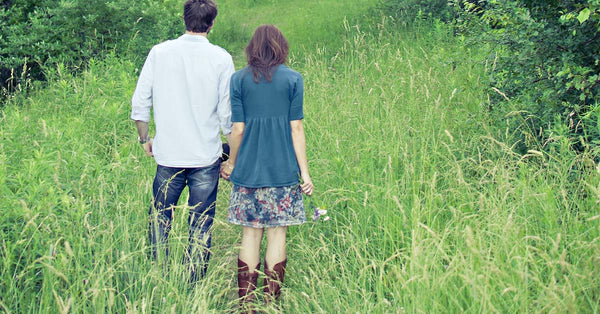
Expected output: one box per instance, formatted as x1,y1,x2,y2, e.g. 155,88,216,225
290,119,313,195
221,122,244,180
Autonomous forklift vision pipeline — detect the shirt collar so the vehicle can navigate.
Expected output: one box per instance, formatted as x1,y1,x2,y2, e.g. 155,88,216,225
179,34,209,43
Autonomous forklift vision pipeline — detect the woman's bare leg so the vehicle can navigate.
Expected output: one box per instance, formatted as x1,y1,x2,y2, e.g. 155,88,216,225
265,226,287,268
239,226,263,271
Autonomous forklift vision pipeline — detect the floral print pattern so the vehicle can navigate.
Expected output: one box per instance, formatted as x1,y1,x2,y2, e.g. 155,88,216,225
228,184,306,228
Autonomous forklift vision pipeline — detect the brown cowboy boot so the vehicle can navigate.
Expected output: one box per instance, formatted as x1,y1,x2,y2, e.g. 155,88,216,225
238,258,260,314
263,258,287,305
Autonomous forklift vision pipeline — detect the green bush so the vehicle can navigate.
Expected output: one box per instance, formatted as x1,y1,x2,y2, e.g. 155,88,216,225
452,0,600,156
382,0,600,156
0,0,182,97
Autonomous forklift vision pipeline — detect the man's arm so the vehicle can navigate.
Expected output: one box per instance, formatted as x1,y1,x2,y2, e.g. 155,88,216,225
131,48,154,156
217,55,235,139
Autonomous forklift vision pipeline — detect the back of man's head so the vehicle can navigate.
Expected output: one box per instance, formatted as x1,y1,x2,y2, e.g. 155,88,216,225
183,0,217,33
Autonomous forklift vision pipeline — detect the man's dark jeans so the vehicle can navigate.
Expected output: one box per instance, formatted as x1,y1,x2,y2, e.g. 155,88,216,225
149,161,220,282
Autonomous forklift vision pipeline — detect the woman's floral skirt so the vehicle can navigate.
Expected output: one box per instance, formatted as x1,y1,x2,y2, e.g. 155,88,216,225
227,184,306,228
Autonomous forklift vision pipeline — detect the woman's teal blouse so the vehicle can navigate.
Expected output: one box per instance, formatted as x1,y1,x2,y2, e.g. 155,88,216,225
229,65,304,188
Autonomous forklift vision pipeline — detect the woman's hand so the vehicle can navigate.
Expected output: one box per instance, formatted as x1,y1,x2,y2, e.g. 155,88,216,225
300,172,314,196
220,161,234,181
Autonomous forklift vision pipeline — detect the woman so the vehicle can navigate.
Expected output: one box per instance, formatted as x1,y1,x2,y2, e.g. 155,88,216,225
220,24,313,311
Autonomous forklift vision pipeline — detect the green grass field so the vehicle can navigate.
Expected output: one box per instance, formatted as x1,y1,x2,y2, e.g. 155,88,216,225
1,0,599,312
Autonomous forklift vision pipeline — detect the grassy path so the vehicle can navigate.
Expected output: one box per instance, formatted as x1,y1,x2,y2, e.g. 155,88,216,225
212,0,379,65
1,0,600,312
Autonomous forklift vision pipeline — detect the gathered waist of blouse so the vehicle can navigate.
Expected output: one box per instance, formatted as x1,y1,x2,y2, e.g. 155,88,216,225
243,114,291,120
242,115,295,126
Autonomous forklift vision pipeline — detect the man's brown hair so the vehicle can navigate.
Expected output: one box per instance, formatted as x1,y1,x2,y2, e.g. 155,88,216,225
183,0,217,33
246,25,289,83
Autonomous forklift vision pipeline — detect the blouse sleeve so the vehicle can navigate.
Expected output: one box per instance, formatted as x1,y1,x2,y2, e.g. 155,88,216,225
230,73,245,122
289,74,304,121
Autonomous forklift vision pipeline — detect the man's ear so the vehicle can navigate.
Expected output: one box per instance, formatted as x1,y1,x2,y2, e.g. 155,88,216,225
207,19,215,33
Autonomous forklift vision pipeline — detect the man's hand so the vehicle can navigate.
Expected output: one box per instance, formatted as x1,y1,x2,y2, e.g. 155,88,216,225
142,138,153,156
135,121,153,157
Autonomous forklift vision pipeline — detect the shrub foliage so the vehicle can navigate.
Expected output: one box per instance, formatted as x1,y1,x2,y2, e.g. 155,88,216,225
453,0,600,155
0,0,181,95
383,0,600,156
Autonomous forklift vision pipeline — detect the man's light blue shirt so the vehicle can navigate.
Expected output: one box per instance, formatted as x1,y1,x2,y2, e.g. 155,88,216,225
131,34,234,167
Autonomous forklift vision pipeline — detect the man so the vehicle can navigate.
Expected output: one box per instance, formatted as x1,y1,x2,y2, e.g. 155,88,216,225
130,0,234,282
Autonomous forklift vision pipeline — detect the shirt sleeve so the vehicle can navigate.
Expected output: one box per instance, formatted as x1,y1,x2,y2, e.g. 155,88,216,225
131,48,155,122
289,74,304,121
217,55,235,135
230,72,245,122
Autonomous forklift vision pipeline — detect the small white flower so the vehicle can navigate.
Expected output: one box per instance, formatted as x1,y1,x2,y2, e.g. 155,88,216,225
313,206,330,222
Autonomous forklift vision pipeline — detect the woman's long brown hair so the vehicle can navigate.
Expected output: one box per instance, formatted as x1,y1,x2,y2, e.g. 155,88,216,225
246,25,289,83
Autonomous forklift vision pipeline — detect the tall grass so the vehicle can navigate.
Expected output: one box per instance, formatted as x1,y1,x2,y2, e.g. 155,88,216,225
1,1,599,313
293,18,599,312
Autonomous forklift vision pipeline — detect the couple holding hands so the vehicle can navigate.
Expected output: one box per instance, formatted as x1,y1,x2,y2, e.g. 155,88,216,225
131,0,313,311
